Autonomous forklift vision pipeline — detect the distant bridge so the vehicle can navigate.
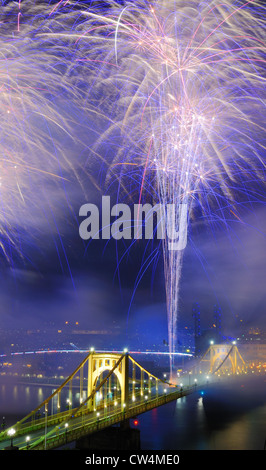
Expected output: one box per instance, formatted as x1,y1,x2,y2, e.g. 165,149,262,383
0,344,247,450
193,343,246,376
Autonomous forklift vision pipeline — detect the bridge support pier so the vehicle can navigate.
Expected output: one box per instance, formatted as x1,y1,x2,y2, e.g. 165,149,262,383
120,418,130,430
75,425,140,451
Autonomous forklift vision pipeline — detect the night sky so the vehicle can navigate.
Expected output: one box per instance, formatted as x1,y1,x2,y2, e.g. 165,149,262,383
1,187,265,343
0,0,265,352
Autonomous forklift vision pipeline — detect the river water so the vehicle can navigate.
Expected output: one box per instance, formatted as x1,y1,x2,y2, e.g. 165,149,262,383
138,377,266,450
0,375,265,450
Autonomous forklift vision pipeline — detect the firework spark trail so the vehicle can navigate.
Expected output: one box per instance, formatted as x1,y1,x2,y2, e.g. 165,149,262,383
66,0,265,376
0,1,88,266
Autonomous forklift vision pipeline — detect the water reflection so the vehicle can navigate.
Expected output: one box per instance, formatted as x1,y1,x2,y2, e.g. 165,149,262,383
38,387,44,402
139,379,266,450
211,404,266,450
13,385,18,401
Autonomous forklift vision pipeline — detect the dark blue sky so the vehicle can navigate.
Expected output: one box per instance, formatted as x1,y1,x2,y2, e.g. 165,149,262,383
1,192,265,344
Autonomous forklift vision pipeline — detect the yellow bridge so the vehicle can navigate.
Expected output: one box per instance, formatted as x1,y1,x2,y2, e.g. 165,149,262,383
194,343,246,375
0,344,247,450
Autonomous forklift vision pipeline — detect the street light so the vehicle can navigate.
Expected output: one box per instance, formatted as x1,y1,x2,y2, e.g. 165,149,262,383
96,412,100,429
7,428,16,447
65,423,68,444
26,436,30,450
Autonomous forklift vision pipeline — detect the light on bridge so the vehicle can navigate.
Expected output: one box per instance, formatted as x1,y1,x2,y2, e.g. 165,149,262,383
7,427,16,447
8,428,16,436
26,435,30,449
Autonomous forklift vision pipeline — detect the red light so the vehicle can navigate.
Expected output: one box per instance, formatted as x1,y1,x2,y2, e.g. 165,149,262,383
133,419,139,426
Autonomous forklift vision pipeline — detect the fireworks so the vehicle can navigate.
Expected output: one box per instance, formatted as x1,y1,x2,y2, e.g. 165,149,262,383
0,1,85,264
1,1,265,374
70,0,265,373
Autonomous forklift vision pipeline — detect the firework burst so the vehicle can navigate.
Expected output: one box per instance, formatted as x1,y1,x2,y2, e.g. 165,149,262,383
2,1,264,375
68,0,265,373
0,1,86,265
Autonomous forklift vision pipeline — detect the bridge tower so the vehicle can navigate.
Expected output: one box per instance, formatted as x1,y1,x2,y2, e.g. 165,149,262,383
199,343,246,375
87,351,129,411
